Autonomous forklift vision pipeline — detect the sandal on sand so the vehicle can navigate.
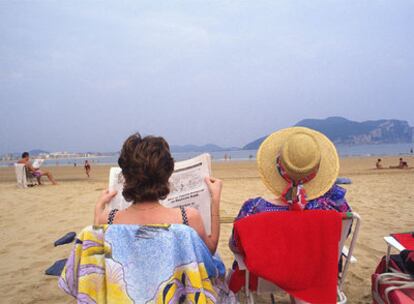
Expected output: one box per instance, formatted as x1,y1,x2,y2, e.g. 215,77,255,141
45,259,67,276
54,232,76,247
335,177,352,185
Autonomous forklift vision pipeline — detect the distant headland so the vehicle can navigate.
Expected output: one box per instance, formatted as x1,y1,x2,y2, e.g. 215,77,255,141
2,117,413,160
243,117,414,150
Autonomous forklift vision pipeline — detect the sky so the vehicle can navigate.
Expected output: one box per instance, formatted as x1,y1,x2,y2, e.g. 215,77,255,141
1,1,413,154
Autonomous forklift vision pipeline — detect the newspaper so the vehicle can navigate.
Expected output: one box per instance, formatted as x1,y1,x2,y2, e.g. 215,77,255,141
32,159,44,169
108,167,127,210
108,153,213,234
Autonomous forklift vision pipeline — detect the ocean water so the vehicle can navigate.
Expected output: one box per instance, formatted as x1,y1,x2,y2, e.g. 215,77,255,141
1,143,413,168
336,143,414,157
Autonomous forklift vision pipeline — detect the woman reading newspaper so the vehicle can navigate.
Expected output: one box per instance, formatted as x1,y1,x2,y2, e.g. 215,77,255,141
60,135,236,303
94,133,222,253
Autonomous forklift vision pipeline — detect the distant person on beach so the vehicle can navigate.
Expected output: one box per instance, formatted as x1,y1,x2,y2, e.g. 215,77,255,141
18,152,57,185
390,157,408,169
376,158,383,169
94,133,222,255
399,158,408,168
84,160,91,178
228,127,351,254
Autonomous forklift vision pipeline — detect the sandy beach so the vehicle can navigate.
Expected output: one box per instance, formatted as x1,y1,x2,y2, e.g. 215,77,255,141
0,156,413,303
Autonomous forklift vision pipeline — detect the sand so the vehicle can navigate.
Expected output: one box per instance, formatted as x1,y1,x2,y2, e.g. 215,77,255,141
0,156,413,303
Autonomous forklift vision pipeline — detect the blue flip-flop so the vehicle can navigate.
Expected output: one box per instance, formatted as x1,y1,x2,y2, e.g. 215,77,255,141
335,177,352,185
54,232,76,246
45,259,67,276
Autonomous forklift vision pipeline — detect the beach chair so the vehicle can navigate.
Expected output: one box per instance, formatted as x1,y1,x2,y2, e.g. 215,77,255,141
372,233,414,303
229,211,361,304
14,163,37,188
59,224,236,303
372,255,414,303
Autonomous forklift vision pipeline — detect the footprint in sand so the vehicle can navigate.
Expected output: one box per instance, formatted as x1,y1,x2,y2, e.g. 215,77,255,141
349,272,365,282
7,241,27,248
358,243,384,256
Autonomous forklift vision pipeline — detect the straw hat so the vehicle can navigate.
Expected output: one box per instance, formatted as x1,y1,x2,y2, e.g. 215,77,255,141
257,127,339,200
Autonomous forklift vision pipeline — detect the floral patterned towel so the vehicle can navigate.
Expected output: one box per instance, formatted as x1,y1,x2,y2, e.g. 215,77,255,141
59,224,236,303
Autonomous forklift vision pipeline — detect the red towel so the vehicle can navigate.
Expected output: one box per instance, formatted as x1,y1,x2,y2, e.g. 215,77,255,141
231,210,342,303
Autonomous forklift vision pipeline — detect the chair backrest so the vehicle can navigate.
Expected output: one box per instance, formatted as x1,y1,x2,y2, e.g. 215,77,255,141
233,210,344,303
14,163,27,188
255,213,356,288
232,211,361,303
59,224,235,303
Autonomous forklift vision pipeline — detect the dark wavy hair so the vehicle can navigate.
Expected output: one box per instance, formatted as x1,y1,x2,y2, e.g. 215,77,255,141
118,133,174,203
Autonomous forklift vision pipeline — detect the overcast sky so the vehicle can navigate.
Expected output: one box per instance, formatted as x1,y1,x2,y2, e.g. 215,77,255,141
1,1,413,154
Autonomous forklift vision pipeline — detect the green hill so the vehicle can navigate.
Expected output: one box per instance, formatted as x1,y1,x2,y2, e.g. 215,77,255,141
243,117,413,149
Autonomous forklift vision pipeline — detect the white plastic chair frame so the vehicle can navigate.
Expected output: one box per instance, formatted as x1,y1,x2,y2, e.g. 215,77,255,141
234,212,361,304
14,163,37,188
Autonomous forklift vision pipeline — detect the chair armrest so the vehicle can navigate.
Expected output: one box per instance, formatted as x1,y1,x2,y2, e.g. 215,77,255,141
384,236,405,252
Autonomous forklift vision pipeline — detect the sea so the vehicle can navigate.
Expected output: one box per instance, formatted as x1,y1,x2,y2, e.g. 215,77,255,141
1,143,413,168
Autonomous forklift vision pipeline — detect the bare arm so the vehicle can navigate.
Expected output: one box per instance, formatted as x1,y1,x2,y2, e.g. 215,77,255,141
187,177,222,254
25,161,36,172
94,189,117,225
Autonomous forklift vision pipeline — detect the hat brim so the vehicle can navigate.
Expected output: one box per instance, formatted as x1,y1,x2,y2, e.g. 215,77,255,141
257,127,339,200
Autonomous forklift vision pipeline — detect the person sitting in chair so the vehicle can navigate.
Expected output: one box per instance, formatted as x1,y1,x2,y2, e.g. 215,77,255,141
18,152,57,185
94,133,222,254
61,134,236,303
229,127,351,253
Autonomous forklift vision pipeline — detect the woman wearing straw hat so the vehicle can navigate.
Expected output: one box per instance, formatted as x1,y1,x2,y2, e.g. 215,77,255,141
229,127,351,252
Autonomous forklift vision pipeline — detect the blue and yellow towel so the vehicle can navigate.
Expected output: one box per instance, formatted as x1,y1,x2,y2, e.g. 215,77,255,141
59,224,235,303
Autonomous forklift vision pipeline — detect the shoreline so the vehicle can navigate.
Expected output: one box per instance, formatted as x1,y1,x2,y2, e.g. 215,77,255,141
1,152,413,168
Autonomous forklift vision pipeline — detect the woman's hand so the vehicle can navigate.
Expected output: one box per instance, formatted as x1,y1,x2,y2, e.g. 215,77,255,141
94,189,117,225
96,189,117,210
205,177,222,203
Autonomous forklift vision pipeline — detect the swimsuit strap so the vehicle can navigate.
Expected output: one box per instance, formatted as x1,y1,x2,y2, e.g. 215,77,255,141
180,206,189,226
107,209,119,224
